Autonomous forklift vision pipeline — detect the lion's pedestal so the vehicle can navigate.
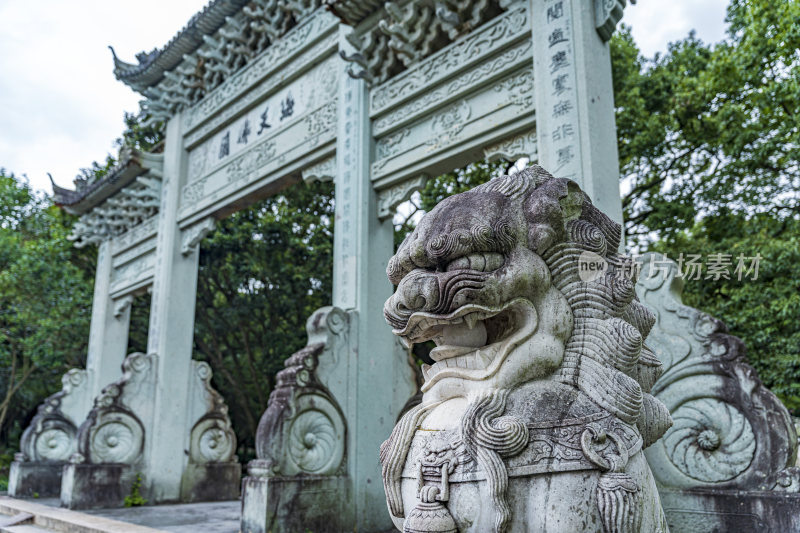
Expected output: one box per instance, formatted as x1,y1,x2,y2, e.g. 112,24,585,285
381,166,673,533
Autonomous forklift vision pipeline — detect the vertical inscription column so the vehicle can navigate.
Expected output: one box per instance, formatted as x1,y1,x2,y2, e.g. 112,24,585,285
334,25,416,530
145,112,202,501
85,240,132,398
531,0,623,223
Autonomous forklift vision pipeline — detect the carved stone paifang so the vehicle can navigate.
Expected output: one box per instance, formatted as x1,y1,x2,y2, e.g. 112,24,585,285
381,165,672,533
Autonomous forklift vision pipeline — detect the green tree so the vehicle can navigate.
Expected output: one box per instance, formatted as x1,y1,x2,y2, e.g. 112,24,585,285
611,0,800,413
612,0,799,245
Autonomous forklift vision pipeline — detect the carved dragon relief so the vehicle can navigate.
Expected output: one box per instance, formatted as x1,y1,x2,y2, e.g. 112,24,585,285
637,252,800,493
381,165,672,532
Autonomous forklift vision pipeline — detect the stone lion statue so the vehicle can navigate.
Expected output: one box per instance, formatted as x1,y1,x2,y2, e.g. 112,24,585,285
381,165,673,533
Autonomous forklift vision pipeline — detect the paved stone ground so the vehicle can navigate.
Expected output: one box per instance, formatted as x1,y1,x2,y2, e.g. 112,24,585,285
35,498,240,533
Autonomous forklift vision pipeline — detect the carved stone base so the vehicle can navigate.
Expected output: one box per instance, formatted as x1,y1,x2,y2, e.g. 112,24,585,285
60,463,131,509
180,462,241,502
659,487,800,533
8,460,64,498
9,368,91,498
240,474,349,533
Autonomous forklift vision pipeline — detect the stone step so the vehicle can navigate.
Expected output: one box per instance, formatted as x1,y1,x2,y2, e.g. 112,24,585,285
0,512,34,528
0,497,166,533
1,525,56,533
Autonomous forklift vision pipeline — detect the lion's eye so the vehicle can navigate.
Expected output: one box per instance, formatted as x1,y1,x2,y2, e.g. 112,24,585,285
445,252,504,272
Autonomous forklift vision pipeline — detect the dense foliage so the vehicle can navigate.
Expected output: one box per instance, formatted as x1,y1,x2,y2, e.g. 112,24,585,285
614,0,800,413
652,213,800,413
613,0,799,245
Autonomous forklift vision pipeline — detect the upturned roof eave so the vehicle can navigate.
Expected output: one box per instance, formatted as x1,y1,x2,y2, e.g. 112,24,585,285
111,0,251,93
53,150,154,215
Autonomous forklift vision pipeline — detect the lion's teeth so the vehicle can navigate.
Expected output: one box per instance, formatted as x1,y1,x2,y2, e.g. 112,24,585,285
465,313,479,330
421,364,431,381
476,350,492,367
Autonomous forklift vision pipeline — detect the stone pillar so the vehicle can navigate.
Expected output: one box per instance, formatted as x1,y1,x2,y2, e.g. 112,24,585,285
332,25,416,530
531,0,623,223
87,240,133,397
143,114,236,503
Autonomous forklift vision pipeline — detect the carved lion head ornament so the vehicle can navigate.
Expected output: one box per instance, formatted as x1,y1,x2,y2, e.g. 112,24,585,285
381,166,673,533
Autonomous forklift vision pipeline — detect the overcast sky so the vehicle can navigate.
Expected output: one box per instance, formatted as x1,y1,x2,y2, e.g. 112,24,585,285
0,0,729,194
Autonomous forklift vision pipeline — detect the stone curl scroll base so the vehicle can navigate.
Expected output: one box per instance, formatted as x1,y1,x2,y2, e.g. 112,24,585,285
241,306,351,533
60,352,240,509
636,252,800,531
8,368,90,498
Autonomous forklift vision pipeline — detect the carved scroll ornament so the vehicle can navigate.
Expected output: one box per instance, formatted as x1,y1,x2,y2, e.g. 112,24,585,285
637,252,800,491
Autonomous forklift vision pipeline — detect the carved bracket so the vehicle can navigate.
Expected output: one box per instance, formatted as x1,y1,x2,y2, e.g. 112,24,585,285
594,0,636,42
181,217,216,256
376,175,428,220
301,155,336,183
113,294,135,319
483,129,538,162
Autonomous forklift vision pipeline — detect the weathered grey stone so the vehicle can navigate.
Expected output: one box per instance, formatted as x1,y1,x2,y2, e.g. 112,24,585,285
637,252,799,490
241,475,349,533
382,166,672,532
7,462,63,498
60,464,129,510
658,487,800,533
241,307,350,532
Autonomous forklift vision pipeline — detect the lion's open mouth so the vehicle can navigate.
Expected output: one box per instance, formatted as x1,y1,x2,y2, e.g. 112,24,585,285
393,298,537,388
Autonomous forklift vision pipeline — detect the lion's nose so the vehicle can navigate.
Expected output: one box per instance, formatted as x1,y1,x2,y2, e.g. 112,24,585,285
384,270,442,329
396,271,440,313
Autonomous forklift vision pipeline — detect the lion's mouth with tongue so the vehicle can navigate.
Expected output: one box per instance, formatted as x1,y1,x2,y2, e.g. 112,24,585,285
394,298,538,389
